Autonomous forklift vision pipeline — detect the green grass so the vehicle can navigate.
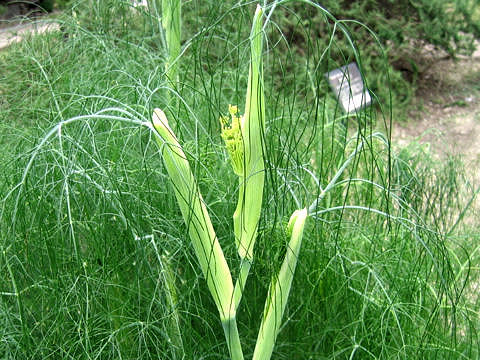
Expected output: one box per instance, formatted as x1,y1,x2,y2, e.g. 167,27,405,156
0,1,479,359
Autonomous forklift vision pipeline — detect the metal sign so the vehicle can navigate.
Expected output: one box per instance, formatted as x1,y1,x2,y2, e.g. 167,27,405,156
326,62,371,114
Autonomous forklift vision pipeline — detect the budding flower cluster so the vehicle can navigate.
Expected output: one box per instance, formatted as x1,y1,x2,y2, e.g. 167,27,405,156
220,104,246,177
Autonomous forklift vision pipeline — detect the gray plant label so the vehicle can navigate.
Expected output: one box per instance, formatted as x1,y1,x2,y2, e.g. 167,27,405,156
326,62,371,113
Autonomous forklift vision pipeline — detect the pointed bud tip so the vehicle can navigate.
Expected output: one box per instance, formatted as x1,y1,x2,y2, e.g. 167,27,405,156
254,4,263,19
152,108,168,128
286,208,308,236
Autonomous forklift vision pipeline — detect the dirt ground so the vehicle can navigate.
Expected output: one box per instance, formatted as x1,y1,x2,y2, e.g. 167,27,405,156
0,21,59,49
393,47,480,218
394,47,480,167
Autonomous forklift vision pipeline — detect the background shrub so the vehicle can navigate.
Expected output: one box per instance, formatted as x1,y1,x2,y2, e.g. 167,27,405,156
271,0,480,115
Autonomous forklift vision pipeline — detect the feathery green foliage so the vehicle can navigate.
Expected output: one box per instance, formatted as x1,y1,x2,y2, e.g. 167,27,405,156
0,1,478,359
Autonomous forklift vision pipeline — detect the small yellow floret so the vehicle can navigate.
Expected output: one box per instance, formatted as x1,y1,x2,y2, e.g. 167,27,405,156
220,105,245,176
228,104,239,117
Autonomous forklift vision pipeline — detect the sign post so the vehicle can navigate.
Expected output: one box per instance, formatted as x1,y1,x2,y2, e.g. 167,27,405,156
326,62,371,114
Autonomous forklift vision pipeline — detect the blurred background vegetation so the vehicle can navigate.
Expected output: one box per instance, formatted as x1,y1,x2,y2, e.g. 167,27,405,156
269,0,480,116
3,0,479,114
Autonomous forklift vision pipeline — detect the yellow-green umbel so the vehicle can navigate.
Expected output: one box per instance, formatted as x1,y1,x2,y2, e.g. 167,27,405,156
220,105,245,177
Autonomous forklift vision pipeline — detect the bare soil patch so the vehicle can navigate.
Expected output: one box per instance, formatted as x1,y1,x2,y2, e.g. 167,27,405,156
393,45,480,219
0,21,60,49
394,48,480,171
0,1,59,50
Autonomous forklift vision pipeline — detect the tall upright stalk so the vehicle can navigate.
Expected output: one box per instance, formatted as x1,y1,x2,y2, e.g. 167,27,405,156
162,0,181,88
234,4,265,262
153,5,309,360
220,4,265,309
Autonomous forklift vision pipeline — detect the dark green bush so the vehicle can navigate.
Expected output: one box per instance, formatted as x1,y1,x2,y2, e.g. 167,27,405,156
272,0,480,115
54,0,73,9
327,0,479,55
38,0,54,12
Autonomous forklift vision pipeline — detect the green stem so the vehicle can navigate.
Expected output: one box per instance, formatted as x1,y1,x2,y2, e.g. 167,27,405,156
162,0,181,87
222,316,244,360
233,258,252,309
4,249,29,347
152,108,235,327
253,209,308,360
151,239,184,359
308,141,365,214
161,254,184,360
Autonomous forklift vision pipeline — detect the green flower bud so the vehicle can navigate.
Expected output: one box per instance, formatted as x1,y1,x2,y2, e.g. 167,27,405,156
220,104,245,176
